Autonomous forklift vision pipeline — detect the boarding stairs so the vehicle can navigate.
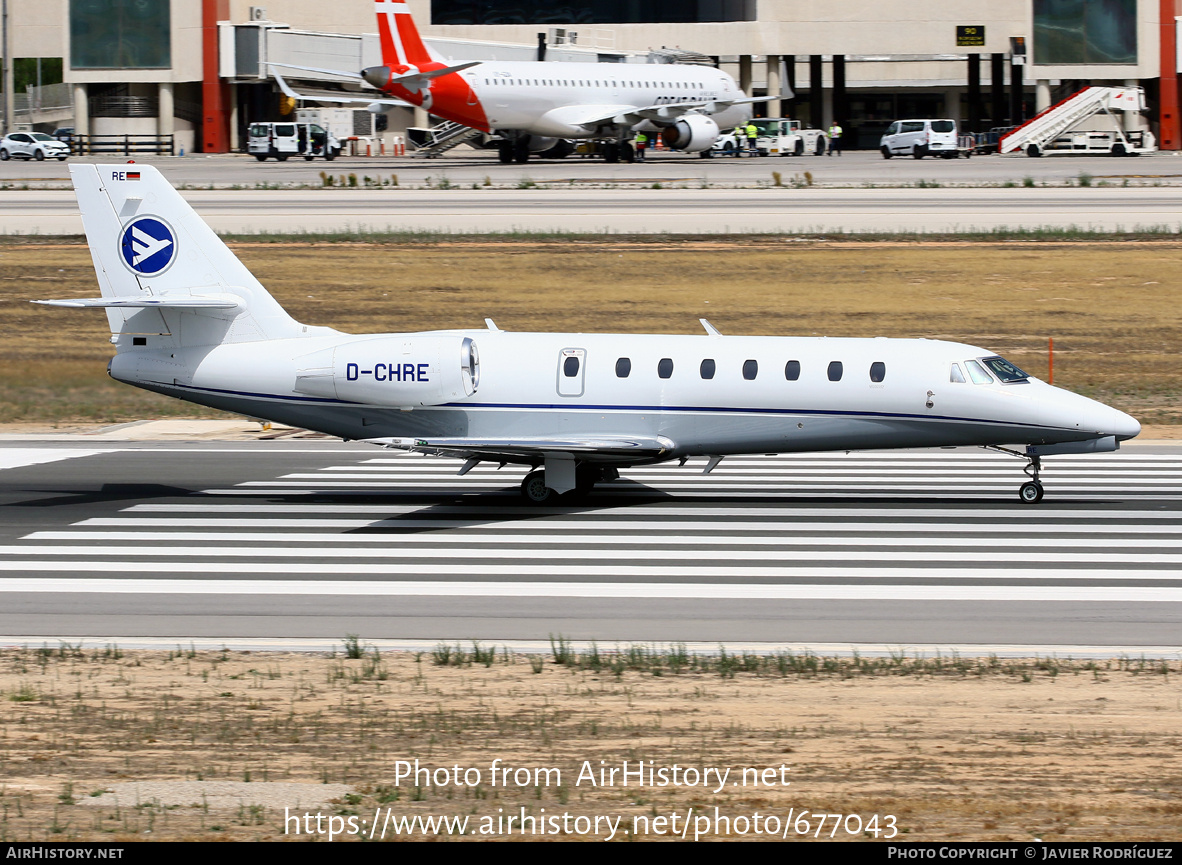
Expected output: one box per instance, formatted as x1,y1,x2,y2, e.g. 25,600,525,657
999,86,1150,156
407,120,483,158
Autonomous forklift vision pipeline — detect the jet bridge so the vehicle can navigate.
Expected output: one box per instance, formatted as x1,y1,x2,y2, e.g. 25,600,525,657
999,86,1155,157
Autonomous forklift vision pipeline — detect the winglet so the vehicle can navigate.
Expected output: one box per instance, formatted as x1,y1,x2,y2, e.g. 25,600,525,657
484,318,502,331
700,318,722,337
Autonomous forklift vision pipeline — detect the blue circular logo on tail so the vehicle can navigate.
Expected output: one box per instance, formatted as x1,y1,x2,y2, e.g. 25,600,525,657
119,216,176,276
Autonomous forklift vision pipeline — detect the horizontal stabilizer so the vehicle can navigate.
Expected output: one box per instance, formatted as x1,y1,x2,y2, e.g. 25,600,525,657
367,435,675,464
271,68,413,109
391,61,480,88
33,294,244,310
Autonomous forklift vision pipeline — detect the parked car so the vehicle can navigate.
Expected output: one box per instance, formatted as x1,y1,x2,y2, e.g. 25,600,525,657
51,127,74,144
0,132,70,161
880,118,964,159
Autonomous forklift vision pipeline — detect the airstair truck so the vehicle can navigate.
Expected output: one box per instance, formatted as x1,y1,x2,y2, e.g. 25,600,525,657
1000,86,1156,157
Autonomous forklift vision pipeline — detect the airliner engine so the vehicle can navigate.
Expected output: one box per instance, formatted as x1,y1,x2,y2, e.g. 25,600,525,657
294,335,479,406
660,115,721,152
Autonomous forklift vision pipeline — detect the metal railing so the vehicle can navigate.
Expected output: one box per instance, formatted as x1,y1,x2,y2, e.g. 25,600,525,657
72,134,175,155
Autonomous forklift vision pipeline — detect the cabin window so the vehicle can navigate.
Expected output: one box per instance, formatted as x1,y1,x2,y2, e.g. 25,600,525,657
827,361,843,382
965,360,994,384
658,358,674,379
563,356,580,377
950,363,966,383
869,361,886,383
743,359,758,380
784,360,801,381
700,359,716,379
616,357,631,378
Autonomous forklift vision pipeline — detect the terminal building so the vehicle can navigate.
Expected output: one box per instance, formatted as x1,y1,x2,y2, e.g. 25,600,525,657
4,0,1180,153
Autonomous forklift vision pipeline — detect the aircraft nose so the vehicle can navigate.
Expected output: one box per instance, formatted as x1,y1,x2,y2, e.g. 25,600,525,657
1109,407,1141,442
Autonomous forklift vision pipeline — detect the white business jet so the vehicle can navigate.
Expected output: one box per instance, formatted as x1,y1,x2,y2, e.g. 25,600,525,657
271,0,763,163
35,164,1139,504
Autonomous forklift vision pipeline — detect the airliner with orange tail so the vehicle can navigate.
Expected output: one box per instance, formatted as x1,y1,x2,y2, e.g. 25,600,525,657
273,0,765,163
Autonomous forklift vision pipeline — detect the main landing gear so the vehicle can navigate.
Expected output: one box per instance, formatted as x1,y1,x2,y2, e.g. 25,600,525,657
986,445,1044,503
519,466,617,504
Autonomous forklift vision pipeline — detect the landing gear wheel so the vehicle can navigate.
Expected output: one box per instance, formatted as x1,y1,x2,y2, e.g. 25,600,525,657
603,142,620,163
620,142,635,163
513,137,530,164
521,470,559,505
498,141,513,164
1019,481,1044,504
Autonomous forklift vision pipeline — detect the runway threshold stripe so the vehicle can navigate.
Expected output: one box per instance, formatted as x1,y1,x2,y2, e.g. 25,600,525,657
0,577,1177,602
135,505,1182,520
0,561,1177,579
200,488,1173,499
70,517,1182,530
3,545,1181,565
22,532,1182,547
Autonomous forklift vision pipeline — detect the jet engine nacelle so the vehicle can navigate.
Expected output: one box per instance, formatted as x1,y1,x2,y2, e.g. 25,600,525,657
527,136,560,153
660,115,721,152
294,335,479,406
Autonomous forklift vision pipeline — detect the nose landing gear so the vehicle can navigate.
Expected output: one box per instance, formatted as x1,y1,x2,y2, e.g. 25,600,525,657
985,446,1045,504
1019,454,1044,503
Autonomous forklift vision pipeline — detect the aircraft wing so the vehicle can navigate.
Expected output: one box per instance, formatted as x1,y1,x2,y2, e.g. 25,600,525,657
271,69,412,109
366,434,675,464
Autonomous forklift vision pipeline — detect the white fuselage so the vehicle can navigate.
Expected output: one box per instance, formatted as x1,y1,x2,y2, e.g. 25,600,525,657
111,329,1140,461
460,61,750,137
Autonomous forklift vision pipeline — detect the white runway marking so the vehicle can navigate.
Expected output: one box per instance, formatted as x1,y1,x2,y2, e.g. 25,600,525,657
0,577,1177,603
0,448,109,471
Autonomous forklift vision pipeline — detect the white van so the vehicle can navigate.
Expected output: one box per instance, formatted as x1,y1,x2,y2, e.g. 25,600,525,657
880,119,963,159
248,122,341,162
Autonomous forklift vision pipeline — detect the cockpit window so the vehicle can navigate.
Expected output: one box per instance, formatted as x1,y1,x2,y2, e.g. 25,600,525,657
965,360,994,384
980,356,1029,383
950,363,966,383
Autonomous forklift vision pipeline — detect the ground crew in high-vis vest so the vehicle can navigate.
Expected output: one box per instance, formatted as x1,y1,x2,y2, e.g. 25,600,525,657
827,123,843,156
634,132,647,161
745,122,759,155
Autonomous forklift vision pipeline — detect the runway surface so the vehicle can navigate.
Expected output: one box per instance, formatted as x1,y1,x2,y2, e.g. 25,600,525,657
6,186,1182,235
1,441,1180,652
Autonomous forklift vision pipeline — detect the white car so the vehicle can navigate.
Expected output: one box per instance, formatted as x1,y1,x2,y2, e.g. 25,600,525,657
0,132,70,161
880,119,963,159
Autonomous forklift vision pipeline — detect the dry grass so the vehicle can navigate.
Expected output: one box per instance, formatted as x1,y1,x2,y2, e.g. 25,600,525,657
1,239,1179,423
1,646,1180,842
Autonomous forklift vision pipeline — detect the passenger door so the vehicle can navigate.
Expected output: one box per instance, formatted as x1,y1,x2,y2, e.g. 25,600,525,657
556,348,586,397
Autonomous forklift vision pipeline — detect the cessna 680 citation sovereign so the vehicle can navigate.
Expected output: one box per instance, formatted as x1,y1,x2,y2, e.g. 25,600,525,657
39,164,1139,504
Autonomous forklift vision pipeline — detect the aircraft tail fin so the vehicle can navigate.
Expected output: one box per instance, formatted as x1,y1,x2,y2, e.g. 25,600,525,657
375,0,435,68
63,163,304,347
